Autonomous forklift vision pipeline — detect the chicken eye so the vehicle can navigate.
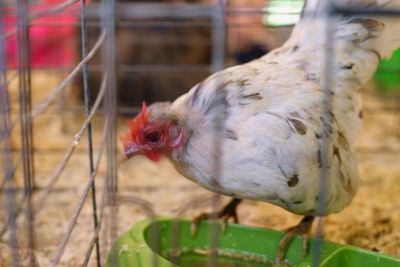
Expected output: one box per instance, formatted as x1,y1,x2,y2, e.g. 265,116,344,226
145,131,161,143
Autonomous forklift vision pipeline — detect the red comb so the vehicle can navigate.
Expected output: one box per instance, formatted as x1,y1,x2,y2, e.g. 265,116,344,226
122,102,148,143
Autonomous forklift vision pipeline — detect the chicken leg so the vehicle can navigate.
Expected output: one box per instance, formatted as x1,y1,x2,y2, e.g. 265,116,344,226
191,198,242,236
276,215,315,263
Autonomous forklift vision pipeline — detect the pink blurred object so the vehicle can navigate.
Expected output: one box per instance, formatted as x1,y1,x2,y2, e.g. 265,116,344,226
3,0,81,68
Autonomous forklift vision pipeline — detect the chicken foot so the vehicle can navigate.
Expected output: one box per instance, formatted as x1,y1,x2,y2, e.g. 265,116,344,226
276,215,315,263
190,198,242,236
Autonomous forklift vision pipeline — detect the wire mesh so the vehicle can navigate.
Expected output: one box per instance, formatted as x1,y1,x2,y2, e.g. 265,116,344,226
0,0,399,267
0,3,19,266
1,0,108,266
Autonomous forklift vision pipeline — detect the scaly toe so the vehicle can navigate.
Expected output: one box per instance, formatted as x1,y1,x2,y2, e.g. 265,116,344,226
190,213,209,237
301,234,309,257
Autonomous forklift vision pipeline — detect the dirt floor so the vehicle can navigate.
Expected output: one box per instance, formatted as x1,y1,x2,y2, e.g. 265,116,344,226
1,71,400,266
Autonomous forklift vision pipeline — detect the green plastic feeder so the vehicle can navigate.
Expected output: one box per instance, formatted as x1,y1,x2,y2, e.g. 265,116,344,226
375,48,400,92
105,218,400,267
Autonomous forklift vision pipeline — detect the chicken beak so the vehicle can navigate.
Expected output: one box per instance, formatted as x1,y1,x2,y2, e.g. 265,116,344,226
123,142,140,158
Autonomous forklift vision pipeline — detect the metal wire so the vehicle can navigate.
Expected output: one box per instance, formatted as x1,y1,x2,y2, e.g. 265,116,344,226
29,0,80,20
0,2,20,265
101,0,118,257
0,144,21,195
48,72,107,266
16,0,36,265
309,1,336,266
34,73,107,214
2,30,106,141
0,71,18,91
0,29,17,42
0,6,108,267
31,30,105,119
0,193,26,239
81,115,111,266
80,0,101,265
312,2,400,265
49,139,104,267
0,0,80,41
1,64,106,267
0,30,106,257
0,156,23,241
333,5,400,16
0,24,103,196
208,1,227,266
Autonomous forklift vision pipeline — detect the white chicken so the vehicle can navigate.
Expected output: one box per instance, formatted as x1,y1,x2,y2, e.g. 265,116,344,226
122,0,400,261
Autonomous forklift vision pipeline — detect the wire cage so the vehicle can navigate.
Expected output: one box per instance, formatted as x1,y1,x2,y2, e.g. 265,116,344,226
1,0,400,266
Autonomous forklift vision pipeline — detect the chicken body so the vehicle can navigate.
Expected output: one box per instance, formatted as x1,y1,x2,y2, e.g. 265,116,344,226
167,51,359,216
125,0,400,217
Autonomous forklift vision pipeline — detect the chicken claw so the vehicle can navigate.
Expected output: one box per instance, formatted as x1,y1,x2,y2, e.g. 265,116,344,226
190,198,242,237
276,215,315,263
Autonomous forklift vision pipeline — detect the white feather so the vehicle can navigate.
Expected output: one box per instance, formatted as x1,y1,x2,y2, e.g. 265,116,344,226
163,0,400,216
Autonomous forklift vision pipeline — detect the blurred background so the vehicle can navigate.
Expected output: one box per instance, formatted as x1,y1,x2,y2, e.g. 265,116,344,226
0,0,399,266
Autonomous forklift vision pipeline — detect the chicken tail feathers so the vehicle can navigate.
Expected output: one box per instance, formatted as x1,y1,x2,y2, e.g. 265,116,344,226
283,0,400,87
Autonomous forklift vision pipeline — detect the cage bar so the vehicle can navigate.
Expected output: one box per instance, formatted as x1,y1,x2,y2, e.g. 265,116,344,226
101,0,118,256
0,1,20,265
16,0,36,265
80,0,101,265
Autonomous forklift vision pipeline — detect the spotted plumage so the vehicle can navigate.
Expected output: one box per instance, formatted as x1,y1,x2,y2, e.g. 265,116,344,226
123,0,400,217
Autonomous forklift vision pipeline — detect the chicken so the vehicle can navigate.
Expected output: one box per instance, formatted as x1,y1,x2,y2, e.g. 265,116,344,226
121,0,400,261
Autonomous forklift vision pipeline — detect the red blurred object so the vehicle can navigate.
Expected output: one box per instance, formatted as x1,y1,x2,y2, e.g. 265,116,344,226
3,0,81,68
